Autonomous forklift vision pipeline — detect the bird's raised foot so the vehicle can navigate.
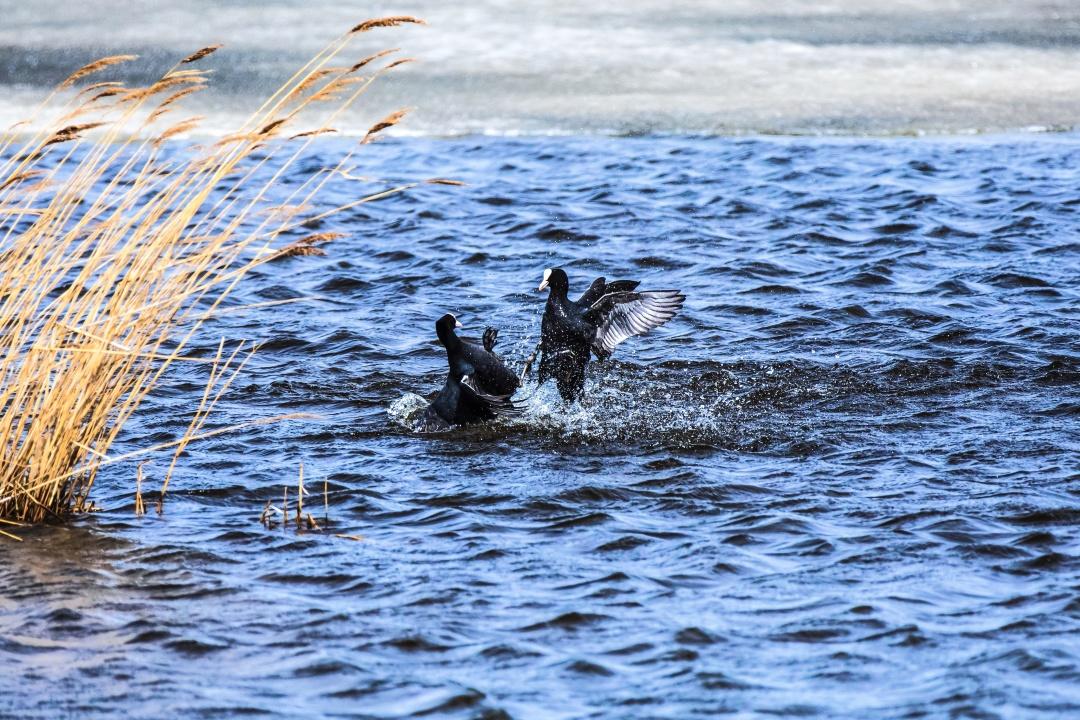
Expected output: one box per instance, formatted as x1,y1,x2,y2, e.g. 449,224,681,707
482,326,498,353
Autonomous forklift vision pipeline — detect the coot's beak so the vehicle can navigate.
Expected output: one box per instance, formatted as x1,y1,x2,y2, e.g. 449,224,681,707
538,279,549,291
538,268,552,292
455,318,463,329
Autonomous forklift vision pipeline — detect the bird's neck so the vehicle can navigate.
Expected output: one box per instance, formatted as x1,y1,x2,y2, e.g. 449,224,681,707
439,329,461,363
547,286,570,307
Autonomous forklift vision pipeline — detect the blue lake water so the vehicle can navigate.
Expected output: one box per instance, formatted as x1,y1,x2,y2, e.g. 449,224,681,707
2,133,1078,718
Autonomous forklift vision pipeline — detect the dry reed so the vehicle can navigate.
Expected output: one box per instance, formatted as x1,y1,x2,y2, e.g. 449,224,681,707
134,462,146,516
258,463,327,533
350,48,399,73
350,17,425,34
0,17,425,527
181,45,223,65
274,231,344,259
362,109,409,143
58,55,138,89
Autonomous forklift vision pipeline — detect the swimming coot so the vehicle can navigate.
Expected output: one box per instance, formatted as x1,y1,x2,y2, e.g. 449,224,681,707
419,313,521,430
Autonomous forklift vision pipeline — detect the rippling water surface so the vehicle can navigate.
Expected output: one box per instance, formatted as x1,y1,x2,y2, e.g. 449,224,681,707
2,134,1079,718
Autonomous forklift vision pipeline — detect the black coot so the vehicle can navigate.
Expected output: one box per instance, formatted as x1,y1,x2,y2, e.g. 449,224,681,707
439,314,520,397
418,313,521,431
536,268,684,401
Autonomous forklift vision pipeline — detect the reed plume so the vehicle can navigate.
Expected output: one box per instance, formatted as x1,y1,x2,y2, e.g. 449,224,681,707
76,81,124,98
274,231,345,259
59,55,138,88
350,16,425,33
362,109,409,143
43,122,107,146
153,115,204,145
181,45,223,64
350,48,400,72
289,128,338,140
0,17,425,525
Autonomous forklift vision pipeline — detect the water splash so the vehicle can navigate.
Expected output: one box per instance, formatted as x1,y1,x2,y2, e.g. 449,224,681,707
390,361,780,447
505,366,731,445
387,392,429,429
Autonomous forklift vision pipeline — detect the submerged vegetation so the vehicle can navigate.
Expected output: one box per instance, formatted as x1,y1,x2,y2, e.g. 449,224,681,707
0,17,426,527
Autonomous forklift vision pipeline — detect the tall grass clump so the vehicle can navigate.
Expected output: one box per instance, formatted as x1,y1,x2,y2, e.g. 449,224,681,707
0,17,426,526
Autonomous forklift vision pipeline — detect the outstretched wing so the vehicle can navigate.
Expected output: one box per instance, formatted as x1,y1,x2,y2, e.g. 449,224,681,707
604,280,642,294
576,277,641,306
576,277,607,306
460,375,524,419
587,290,685,359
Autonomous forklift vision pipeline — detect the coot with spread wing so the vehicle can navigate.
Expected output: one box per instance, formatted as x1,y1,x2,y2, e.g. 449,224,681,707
536,268,684,401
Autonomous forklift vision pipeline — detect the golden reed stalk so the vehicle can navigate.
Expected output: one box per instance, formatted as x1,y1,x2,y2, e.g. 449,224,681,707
0,18,424,525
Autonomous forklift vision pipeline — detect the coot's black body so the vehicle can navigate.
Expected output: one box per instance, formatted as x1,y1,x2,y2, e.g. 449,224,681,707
419,373,517,431
419,314,520,430
537,269,684,401
447,324,520,397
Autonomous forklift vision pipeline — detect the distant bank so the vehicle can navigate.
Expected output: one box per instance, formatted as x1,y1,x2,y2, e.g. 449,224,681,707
1,0,1079,136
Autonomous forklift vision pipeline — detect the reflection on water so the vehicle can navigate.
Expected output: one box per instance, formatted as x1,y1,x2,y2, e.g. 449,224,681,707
1,134,1079,718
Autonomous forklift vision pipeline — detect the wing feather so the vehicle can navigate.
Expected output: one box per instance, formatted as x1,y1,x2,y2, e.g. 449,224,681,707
576,277,641,306
459,338,521,395
461,375,524,419
576,277,608,306
588,290,684,358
